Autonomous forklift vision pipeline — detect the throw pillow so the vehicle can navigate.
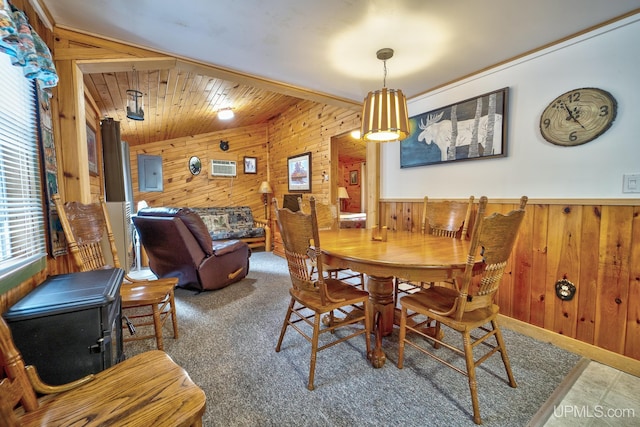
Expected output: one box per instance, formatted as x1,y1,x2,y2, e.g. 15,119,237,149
204,214,231,232
201,215,216,231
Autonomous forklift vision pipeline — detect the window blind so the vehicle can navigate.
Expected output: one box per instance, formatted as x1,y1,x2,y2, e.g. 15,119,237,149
0,54,47,292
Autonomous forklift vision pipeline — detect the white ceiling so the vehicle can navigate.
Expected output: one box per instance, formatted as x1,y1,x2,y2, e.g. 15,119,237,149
40,0,640,103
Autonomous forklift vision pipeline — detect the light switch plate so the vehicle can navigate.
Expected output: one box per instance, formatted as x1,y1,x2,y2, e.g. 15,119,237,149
623,174,640,193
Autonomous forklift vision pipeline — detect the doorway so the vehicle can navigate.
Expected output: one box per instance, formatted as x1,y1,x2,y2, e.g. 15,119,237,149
331,130,366,214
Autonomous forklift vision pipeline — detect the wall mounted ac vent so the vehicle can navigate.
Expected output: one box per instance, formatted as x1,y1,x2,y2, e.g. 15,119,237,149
210,159,237,177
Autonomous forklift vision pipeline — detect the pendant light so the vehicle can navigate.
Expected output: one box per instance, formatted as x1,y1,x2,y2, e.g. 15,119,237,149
360,48,409,142
126,66,144,121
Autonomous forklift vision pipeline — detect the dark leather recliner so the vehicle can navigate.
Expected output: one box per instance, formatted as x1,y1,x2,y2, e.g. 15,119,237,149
133,207,250,291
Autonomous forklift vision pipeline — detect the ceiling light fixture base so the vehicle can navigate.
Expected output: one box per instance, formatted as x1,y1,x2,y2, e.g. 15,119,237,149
376,48,394,61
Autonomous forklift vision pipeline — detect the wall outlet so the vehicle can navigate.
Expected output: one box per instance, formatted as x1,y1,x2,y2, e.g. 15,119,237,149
622,174,640,193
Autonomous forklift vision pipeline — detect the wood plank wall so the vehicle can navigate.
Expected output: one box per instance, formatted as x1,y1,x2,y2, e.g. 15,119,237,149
266,100,361,214
129,123,269,216
379,198,640,361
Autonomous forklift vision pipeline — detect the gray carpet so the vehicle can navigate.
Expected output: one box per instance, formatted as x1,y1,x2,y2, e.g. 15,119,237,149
124,251,581,427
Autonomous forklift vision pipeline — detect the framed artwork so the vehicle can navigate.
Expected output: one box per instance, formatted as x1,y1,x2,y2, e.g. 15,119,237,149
243,156,257,174
349,170,358,185
86,123,98,176
38,88,67,257
287,152,311,192
400,87,508,168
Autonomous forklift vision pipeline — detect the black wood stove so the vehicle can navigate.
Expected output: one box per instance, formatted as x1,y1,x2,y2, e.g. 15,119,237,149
3,268,124,385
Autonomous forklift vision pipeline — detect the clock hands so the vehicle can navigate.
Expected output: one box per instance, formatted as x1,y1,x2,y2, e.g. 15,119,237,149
562,102,586,130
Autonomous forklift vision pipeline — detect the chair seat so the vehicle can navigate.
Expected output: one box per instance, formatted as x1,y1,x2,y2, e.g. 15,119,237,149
290,278,369,312
17,350,205,427
120,279,177,307
401,288,500,331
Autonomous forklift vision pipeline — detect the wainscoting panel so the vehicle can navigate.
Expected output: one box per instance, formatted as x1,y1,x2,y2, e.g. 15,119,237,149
379,198,640,361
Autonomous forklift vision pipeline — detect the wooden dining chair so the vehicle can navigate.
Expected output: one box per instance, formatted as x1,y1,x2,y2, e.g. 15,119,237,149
394,196,475,305
274,197,371,390
397,196,528,425
0,316,205,426
53,194,179,350
298,197,365,289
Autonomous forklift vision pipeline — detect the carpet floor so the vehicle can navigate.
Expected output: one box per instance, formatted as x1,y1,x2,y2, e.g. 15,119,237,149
124,251,581,427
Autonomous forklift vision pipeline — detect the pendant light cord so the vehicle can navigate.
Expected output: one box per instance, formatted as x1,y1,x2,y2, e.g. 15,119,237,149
382,59,388,88
132,65,138,91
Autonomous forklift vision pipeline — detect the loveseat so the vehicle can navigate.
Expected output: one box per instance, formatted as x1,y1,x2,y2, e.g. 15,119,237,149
191,206,271,251
133,207,250,291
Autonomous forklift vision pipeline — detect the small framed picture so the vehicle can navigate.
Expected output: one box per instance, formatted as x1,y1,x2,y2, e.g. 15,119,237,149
349,170,358,185
287,152,311,192
86,123,98,176
244,156,257,174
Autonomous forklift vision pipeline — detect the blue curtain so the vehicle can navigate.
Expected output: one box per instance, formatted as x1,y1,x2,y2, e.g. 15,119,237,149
0,0,58,89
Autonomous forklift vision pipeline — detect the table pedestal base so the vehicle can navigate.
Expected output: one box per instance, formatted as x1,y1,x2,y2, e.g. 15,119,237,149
366,275,395,367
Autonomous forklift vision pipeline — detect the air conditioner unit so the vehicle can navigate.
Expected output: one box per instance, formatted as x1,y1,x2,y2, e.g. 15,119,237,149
211,160,237,177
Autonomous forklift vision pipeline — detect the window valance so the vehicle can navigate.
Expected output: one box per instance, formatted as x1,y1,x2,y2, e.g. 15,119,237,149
0,0,57,89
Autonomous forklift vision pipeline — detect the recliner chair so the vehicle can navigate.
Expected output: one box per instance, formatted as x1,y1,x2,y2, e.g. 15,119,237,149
133,207,250,291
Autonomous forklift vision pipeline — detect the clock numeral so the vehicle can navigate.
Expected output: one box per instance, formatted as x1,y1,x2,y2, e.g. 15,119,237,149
543,118,551,129
599,105,609,116
569,131,578,142
567,92,580,103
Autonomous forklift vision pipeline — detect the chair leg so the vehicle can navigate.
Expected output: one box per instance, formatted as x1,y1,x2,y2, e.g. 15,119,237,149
152,304,164,351
493,320,517,388
364,301,372,357
397,306,407,369
433,320,442,349
462,331,482,425
169,289,179,339
307,312,321,391
393,278,399,308
276,298,295,352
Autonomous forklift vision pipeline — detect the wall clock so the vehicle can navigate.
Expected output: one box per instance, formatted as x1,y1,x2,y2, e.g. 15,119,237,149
188,156,201,175
539,87,617,146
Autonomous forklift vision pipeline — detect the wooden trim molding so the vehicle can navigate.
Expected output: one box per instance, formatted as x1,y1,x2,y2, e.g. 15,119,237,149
499,315,640,377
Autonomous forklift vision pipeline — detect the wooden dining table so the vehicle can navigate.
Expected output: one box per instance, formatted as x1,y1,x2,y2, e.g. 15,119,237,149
318,228,475,367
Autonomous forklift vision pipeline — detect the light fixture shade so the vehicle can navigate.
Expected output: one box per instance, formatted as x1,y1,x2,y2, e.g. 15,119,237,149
258,181,273,194
218,108,234,120
126,89,144,121
338,187,350,199
360,87,409,142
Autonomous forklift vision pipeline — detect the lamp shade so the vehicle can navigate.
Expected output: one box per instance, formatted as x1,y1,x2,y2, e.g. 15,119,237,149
338,187,350,200
136,200,148,212
360,87,409,142
258,181,273,194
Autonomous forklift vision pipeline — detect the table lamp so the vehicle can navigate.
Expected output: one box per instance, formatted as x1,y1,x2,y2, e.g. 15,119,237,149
338,186,349,212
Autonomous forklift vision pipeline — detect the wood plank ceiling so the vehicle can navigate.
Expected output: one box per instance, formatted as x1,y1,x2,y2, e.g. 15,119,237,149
83,67,366,162
83,68,302,147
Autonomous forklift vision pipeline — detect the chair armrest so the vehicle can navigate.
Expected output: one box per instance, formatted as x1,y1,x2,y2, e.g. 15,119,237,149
26,365,95,394
253,218,272,251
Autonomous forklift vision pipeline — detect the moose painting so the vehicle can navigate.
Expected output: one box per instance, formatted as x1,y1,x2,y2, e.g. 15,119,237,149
400,87,508,168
